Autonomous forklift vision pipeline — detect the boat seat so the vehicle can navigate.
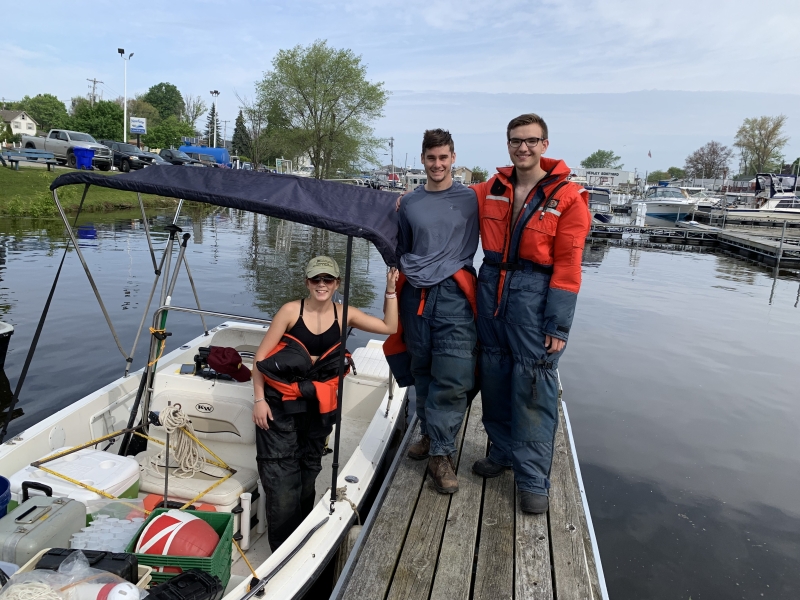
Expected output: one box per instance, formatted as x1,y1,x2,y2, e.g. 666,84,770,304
135,450,259,510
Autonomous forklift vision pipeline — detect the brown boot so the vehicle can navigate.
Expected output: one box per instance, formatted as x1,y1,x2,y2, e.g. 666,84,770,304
428,455,458,494
408,434,430,460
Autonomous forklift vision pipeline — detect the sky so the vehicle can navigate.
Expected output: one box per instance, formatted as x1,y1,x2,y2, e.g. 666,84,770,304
3,0,800,172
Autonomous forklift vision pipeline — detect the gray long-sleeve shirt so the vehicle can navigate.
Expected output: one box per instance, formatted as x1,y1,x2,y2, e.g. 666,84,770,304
396,182,479,288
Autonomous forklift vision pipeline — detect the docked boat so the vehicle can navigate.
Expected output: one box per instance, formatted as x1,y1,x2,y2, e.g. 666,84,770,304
585,186,613,222
0,168,407,599
724,173,800,223
631,185,697,220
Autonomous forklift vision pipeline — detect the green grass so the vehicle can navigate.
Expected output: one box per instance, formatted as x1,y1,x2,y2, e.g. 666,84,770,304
0,166,179,216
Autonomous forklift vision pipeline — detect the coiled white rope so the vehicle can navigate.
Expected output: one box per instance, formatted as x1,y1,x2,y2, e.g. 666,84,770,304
147,405,204,478
0,583,63,600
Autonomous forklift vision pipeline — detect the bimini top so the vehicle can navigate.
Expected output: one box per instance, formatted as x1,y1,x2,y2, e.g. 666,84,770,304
51,167,400,265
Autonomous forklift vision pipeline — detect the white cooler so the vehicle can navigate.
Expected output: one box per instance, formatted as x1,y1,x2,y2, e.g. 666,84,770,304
8,447,140,513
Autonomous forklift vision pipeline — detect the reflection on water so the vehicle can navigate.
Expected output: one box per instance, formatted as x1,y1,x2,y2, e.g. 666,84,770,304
0,210,799,598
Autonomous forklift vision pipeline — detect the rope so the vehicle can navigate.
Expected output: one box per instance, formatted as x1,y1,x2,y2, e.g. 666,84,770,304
0,583,63,600
147,328,167,366
332,486,360,525
147,405,203,478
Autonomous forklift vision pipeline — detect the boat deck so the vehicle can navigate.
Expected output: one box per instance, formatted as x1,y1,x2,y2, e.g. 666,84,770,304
333,394,605,600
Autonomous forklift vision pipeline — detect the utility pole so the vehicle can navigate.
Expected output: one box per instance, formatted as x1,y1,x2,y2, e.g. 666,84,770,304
221,120,230,150
210,90,220,148
389,137,394,186
86,78,103,107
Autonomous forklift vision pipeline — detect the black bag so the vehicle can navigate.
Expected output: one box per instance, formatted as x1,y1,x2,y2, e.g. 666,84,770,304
35,549,139,584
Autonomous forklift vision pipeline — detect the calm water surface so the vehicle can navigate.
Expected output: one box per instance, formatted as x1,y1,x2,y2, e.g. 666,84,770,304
1,210,799,598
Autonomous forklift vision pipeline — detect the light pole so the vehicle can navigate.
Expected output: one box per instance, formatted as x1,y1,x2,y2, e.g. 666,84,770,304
210,90,220,148
118,49,133,142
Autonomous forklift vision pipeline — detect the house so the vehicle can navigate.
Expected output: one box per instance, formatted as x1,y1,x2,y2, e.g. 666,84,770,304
1,110,38,136
453,166,472,184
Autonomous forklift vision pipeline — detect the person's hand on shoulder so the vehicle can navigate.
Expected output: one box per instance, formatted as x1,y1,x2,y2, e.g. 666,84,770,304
386,267,399,292
395,192,407,212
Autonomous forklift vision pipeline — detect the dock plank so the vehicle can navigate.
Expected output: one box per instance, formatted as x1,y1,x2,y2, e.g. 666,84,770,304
473,468,515,600
343,428,428,599
386,406,471,600
549,406,593,600
515,497,553,600
562,407,603,600
429,399,488,600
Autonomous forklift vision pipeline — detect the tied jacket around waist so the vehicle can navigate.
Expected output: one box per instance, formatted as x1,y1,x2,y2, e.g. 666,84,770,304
256,334,352,427
471,157,591,341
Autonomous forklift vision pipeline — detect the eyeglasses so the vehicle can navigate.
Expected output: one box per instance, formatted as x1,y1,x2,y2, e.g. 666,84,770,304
308,275,338,284
508,137,544,149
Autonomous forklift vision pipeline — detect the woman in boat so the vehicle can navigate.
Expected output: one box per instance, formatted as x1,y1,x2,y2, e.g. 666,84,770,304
252,255,399,550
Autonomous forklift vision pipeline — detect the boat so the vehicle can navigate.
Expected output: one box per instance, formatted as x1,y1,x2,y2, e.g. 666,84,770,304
0,167,407,599
724,173,800,223
585,186,613,222
631,185,698,220
678,187,722,213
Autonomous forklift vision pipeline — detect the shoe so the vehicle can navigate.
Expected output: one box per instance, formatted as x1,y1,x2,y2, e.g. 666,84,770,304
407,434,430,460
472,457,508,479
519,491,549,514
428,455,459,494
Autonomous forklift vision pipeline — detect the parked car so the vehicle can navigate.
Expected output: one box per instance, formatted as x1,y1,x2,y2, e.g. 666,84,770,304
179,145,231,167
98,140,155,172
143,152,173,166
186,152,221,168
159,149,203,166
21,129,113,170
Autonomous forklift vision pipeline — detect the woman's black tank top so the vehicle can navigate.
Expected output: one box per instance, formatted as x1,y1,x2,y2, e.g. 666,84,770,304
287,299,341,356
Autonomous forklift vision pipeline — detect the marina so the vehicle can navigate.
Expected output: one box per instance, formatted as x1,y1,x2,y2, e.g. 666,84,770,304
333,392,605,600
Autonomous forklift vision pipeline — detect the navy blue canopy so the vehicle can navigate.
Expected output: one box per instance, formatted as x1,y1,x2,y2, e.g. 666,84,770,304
51,168,400,265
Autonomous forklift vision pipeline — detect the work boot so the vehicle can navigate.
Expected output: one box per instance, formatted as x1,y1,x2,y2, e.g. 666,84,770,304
407,433,430,460
472,457,508,479
428,455,459,494
519,491,549,514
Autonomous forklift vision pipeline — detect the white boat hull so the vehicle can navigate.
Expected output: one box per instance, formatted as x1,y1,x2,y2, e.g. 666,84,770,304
0,322,406,600
631,200,696,220
724,208,800,223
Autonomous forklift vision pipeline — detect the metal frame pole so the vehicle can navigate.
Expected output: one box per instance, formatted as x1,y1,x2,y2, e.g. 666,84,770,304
330,235,353,514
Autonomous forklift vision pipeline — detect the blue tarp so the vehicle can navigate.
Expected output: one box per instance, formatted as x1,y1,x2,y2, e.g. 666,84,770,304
50,167,400,265
179,146,231,167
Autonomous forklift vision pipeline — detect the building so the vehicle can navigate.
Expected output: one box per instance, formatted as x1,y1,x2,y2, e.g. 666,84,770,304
1,110,38,137
570,168,634,187
453,166,473,184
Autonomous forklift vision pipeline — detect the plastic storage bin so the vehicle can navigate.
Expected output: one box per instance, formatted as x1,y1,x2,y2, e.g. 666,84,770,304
8,447,140,514
72,147,95,170
16,548,152,589
126,509,232,587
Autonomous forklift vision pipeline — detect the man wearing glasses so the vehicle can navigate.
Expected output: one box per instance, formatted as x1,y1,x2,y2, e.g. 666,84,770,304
470,113,590,513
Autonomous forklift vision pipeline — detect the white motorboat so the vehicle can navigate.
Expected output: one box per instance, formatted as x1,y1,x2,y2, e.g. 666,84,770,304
724,173,800,222
585,186,613,222
631,185,697,220
0,167,407,599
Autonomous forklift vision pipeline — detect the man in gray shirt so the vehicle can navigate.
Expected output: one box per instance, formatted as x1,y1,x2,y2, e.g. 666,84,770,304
396,129,479,494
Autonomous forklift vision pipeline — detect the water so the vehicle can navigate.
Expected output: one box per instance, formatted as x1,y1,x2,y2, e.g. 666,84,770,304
2,210,800,598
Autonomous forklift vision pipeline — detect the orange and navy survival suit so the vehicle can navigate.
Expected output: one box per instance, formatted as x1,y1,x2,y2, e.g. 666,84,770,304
470,157,590,496
255,334,351,550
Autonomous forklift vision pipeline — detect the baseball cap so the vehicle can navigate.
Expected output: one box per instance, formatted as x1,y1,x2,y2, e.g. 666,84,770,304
305,256,340,279
207,347,251,382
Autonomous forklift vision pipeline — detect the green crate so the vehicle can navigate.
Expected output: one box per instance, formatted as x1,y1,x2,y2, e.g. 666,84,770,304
125,508,232,587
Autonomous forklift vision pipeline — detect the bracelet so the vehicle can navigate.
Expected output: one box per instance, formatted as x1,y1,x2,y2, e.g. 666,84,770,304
385,292,397,299
254,398,265,403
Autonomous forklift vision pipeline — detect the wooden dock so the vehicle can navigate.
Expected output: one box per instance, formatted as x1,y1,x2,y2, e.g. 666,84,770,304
331,394,606,600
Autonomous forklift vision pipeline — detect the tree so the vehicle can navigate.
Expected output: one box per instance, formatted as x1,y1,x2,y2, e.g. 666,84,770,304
3,123,21,144
684,141,732,179
257,40,388,178
182,94,207,131
15,94,69,131
580,149,623,169
236,92,271,169
126,97,161,128
71,100,124,140
734,115,789,174
646,170,669,183
667,166,686,179
472,166,489,183
142,116,196,149
205,103,221,147
142,83,185,121
231,110,249,155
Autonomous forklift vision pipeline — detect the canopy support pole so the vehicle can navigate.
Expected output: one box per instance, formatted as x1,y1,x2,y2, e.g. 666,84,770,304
330,235,353,515
137,192,157,272
0,185,90,443
182,253,209,335
52,188,131,362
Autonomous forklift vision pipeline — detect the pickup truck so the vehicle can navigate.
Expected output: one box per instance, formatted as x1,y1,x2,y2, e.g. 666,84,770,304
21,129,113,170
